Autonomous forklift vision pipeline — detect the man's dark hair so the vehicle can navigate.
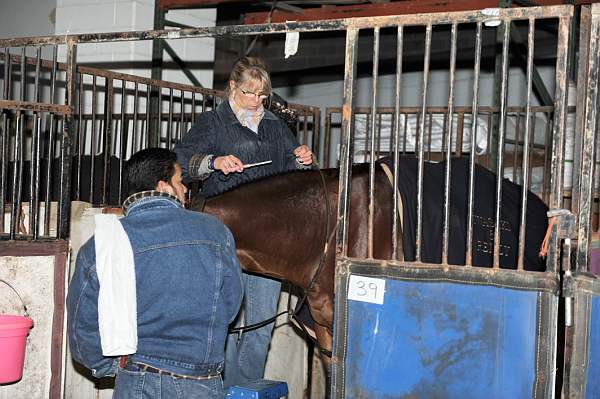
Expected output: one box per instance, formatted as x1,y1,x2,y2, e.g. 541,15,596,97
125,148,177,196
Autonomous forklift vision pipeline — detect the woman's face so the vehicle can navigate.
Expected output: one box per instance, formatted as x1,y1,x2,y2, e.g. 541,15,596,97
230,78,268,111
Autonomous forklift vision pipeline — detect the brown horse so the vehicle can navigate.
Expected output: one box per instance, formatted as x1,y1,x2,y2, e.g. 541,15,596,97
198,155,550,361
199,164,400,357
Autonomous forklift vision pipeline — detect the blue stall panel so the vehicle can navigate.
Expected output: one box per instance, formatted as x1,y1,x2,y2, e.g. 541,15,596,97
585,296,600,399
344,278,539,399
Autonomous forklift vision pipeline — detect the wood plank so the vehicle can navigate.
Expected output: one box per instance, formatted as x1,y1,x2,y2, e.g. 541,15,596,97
158,0,259,10
0,240,69,256
244,0,589,24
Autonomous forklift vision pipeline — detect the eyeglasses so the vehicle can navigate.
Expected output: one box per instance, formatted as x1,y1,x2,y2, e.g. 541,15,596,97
238,87,269,100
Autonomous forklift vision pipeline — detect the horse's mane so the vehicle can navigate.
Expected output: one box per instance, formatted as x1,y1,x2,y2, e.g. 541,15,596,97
208,167,338,200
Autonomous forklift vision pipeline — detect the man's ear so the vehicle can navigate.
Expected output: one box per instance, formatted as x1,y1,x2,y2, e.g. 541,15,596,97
229,80,236,92
156,180,171,194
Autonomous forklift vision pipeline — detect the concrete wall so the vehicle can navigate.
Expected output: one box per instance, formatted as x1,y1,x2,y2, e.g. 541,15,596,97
0,256,58,399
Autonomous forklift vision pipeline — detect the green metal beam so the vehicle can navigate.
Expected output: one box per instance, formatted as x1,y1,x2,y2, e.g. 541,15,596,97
149,2,165,147
161,39,204,88
164,19,195,29
491,0,512,174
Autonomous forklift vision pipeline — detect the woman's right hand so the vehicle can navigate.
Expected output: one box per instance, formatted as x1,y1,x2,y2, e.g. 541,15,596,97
214,155,244,175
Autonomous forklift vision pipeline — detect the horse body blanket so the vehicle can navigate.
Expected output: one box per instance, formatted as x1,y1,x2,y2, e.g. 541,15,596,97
381,156,548,271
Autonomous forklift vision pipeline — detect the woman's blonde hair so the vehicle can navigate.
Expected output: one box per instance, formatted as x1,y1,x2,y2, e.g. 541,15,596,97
227,57,272,96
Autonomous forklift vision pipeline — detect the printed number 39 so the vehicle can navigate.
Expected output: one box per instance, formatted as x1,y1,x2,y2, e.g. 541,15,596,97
355,281,378,297
348,275,385,305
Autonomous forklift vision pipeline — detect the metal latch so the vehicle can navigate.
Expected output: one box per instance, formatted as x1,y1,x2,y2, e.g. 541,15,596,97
547,208,576,239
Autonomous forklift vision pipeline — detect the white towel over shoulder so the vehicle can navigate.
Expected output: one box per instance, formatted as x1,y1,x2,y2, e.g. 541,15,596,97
94,213,137,356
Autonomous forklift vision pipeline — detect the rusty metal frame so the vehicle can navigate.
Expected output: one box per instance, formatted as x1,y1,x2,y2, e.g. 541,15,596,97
576,3,599,271
563,5,600,399
0,6,573,48
0,3,596,398
0,45,320,238
327,5,575,399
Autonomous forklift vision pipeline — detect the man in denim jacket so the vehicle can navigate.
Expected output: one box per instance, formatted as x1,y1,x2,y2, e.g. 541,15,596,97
67,148,243,398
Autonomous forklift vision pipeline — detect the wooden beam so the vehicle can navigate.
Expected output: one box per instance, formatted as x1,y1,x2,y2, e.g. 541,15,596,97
245,0,500,23
244,0,592,24
0,240,69,256
158,0,262,10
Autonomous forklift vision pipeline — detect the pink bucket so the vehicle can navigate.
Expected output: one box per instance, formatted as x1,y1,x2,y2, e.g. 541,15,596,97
0,280,33,384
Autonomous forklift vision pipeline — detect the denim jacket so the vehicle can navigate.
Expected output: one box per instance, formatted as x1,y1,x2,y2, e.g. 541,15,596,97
174,100,307,197
66,193,243,378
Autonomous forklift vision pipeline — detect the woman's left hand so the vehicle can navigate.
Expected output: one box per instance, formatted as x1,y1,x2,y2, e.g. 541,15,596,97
294,145,313,166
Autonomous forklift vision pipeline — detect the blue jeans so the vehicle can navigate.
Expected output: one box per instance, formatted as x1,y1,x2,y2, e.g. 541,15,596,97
112,364,224,399
223,273,281,387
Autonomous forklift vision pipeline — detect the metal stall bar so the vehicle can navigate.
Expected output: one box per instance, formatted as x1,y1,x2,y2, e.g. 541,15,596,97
441,22,458,265
313,108,321,162
548,15,573,272
44,44,58,236
29,46,42,239
167,88,173,148
391,25,404,261
102,77,114,206
492,20,510,269
157,87,162,148
324,109,333,168
563,10,600,396
367,27,380,259
75,70,84,200
178,90,184,143
466,22,483,267
576,6,600,272
571,6,592,217
415,24,432,263
133,82,139,153
146,84,151,148
10,48,26,239
0,47,9,234
517,18,536,271
89,75,98,205
335,28,359,260
118,80,127,204
58,40,76,239
191,91,196,125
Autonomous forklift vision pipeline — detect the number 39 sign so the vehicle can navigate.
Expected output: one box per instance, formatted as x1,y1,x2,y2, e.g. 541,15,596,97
347,275,386,305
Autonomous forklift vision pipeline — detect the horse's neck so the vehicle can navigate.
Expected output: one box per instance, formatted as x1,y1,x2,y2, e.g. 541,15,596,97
204,173,334,287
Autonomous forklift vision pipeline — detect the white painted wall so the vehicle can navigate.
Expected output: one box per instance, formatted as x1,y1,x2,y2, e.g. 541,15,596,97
277,66,564,166
54,0,215,87
277,66,558,109
0,0,56,39
162,8,216,87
